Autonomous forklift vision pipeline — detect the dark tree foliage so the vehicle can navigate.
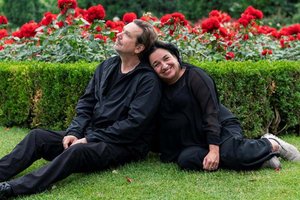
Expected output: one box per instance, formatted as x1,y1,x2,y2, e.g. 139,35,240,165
176,0,298,22
2,0,46,28
77,0,177,20
1,0,298,27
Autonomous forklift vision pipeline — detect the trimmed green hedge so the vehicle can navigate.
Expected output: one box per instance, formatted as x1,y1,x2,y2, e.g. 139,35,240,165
0,61,95,130
194,60,300,137
0,60,299,137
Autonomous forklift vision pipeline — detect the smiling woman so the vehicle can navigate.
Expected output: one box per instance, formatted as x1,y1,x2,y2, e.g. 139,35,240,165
147,40,300,172
149,48,185,85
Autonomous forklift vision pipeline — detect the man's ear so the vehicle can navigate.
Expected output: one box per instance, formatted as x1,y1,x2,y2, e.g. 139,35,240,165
135,44,145,54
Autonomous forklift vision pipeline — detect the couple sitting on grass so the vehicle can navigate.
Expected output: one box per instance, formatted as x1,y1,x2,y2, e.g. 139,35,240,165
1,20,299,199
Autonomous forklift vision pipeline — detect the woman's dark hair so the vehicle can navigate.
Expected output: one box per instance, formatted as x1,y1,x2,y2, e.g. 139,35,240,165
147,40,183,66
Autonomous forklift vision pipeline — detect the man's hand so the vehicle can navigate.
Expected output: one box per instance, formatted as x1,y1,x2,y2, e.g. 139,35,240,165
62,135,78,149
70,138,87,146
203,144,220,171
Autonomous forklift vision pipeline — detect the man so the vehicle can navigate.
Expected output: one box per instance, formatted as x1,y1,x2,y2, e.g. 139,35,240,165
0,19,161,198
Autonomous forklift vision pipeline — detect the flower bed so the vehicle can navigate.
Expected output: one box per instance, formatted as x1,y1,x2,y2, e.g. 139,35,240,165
0,0,299,62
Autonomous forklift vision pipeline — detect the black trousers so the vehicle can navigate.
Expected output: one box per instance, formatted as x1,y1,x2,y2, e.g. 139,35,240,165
0,129,138,195
177,123,278,171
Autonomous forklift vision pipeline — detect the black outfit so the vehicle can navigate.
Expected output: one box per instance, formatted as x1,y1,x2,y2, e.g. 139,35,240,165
0,56,161,195
158,63,277,170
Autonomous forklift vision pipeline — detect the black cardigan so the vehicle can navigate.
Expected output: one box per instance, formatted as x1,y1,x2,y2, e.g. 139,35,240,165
158,63,235,162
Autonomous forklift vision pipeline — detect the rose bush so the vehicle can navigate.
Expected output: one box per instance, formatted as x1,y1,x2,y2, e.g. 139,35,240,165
0,1,299,63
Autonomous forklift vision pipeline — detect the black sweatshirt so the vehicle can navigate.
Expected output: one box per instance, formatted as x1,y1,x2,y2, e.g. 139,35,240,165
66,56,161,157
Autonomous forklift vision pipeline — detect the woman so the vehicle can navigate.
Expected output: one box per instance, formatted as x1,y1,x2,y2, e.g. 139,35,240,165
148,41,300,171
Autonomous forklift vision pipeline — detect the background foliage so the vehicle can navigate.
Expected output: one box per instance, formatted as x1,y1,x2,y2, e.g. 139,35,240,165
0,0,299,28
0,4,299,63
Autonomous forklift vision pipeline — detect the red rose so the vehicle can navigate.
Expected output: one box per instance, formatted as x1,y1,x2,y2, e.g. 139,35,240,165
4,39,14,44
114,21,125,32
218,27,228,37
56,21,64,28
159,12,188,35
237,17,248,27
95,26,102,32
75,7,86,18
40,12,57,26
12,30,23,38
238,6,263,27
262,49,272,55
57,0,77,14
20,21,39,38
160,14,173,25
244,6,263,19
0,15,8,24
271,31,280,39
171,12,187,26
0,29,8,39
122,12,137,24
140,15,158,22
288,35,295,41
279,24,300,36
225,52,235,60
226,41,232,46
105,20,116,29
209,10,231,23
209,10,220,18
0,45,4,51
86,4,106,23
268,50,273,54
280,39,285,48
105,20,124,40
257,25,277,35
238,14,255,27
201,17,220,33
243,34,249,40
95,34,108,42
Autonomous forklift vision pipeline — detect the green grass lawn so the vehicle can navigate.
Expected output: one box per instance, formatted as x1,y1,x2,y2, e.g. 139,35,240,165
1,127,300,200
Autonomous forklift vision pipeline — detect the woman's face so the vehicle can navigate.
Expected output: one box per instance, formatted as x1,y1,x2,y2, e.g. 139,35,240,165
149,48,183,85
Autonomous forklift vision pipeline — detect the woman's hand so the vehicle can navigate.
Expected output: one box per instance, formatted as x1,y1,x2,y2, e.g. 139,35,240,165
203,144,220,171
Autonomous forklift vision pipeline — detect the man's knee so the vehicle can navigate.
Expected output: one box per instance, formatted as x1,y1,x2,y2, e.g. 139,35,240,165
65,144,85,154
27,129,48,141
63,144,95,161
60,143,108,171
28,128,42,136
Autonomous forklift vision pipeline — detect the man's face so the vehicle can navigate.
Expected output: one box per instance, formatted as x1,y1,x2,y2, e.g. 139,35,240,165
114,22,144,55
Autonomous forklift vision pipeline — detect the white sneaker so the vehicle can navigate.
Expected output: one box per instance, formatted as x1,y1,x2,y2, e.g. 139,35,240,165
262,156,281,169
262,133,300,162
